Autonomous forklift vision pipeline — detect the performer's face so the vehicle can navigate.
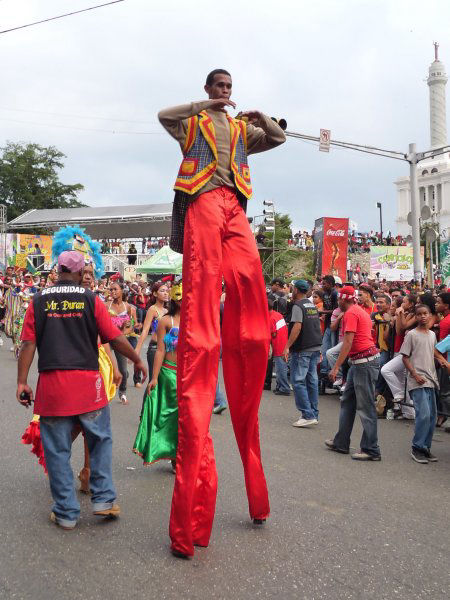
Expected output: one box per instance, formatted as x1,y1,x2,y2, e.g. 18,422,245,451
205,74,232,100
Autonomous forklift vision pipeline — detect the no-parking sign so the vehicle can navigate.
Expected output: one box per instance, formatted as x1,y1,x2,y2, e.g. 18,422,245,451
319,129,331,152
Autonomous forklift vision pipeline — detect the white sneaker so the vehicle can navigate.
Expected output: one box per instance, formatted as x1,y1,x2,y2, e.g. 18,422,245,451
292,418,318,427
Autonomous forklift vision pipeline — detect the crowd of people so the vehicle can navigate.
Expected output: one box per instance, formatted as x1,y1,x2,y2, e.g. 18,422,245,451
3,262,450,469
348,231,408,253
100,237,170,259
266,273,450,463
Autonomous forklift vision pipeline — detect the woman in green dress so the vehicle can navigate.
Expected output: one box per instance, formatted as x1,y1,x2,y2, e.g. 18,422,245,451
133,281,181,470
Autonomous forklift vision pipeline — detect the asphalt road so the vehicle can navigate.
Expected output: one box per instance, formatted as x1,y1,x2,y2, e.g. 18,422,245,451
0,341,449,600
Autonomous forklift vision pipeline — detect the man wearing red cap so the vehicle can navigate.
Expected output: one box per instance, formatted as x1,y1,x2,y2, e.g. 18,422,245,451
16,251,147,530
326,286,381,461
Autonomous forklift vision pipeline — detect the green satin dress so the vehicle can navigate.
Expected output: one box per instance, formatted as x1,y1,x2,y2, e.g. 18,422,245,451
133,360,178,464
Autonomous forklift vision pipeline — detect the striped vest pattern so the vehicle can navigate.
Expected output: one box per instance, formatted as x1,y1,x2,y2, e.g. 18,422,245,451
174,111,252,199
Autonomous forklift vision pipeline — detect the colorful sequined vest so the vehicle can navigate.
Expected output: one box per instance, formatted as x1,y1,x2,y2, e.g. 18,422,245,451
174,111,252,199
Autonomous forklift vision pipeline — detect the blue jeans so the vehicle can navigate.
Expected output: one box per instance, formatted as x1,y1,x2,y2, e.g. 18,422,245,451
291,350,320,420
274,355,291,394
320,327,334,375
333,358,381,457
214,380,227,407
40,405,116,528
410,387,437,450
375,350,390,395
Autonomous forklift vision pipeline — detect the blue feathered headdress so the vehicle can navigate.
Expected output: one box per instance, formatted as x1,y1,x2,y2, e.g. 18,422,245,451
52,225,104,278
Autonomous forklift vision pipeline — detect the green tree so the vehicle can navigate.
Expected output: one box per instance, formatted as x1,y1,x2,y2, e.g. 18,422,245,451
259,213,296,280
0,142,85,222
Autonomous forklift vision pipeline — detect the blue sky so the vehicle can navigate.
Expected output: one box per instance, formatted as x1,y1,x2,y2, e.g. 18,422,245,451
1,0,449,234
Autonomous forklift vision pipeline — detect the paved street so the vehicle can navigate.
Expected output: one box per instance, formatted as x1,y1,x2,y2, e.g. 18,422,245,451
0,341,449,600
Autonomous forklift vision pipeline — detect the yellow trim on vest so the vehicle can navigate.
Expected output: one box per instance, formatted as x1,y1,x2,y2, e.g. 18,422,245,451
174,162,217,195
183,115,198,154
198,111,218,161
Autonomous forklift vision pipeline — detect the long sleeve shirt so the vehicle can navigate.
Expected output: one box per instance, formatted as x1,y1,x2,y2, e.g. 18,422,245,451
158,101,286,197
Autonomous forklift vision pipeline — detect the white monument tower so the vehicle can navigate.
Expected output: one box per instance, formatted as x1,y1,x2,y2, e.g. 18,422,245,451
396,43,450,236
428,42,448,149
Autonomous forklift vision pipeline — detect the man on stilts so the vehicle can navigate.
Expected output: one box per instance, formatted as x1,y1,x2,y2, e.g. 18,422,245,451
158,68,285,557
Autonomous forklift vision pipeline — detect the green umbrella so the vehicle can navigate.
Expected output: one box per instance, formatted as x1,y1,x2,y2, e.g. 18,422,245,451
137,245,182,275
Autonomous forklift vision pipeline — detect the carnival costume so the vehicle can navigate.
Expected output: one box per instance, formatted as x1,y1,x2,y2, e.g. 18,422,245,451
133,283,181,465
13,288,37,359
21,225,113,473
159,101,285,556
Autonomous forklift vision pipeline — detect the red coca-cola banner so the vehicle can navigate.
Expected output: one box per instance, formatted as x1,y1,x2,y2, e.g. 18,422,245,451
320,217,349,280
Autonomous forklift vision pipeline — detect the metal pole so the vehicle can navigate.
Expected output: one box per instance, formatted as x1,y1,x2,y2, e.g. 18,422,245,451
379,204,383,242
428,238,434,288
408,144,422,282
272,211,275,280
0,204,7,270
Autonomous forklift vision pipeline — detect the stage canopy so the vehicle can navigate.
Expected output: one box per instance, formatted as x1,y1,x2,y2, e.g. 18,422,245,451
7,203,173,239
137,245,182,274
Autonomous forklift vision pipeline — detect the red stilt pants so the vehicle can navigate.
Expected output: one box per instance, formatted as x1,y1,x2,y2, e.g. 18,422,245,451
169,186,270,556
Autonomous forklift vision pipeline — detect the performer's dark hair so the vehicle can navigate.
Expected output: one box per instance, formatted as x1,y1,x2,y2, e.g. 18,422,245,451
206,69,231,86
167,299,181,316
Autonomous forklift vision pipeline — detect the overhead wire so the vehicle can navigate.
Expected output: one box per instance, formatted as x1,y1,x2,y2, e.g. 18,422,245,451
0,117,162,135
0,0,126,35
285,131,407,161
0,106,156,125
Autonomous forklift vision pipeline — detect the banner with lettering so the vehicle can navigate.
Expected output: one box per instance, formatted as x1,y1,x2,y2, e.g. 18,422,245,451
440,241,450,286
370,246,423,281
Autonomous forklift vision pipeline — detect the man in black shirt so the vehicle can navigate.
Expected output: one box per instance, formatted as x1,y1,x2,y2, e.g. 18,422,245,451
127,243,138,265
319,275,338,390
268,277,288,318
284,280,323,427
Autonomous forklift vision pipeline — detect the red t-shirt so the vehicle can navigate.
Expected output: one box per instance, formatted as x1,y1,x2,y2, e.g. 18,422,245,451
342,304,375,356
439,314,450,341
21,296,121,417
394,332,405,354
360,303,376,316
269,310,288,357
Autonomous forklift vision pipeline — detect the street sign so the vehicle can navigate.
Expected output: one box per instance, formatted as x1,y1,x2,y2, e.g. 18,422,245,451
319,129,331,152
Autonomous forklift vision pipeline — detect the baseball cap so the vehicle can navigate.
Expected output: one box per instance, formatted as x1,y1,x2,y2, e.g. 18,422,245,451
293,279,309,293
339,285,356,300
334,276,342,285
57,251,84,273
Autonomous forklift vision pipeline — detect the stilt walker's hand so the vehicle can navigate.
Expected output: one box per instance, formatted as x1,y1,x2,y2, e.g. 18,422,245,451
239,110,263,126
206,99,236,111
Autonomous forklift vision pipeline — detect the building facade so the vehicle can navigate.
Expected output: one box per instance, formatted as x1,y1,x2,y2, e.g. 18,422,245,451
396,44,450,237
